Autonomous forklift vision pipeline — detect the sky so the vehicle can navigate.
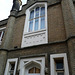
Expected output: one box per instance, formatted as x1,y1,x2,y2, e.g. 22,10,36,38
0,0,27,21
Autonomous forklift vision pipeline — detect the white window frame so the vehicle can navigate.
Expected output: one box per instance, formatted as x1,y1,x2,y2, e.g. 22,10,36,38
19,57,45,75
28,7,45,32
4,58,18,75
21,2,48,47
0,27,6,45
24,2,47,33
50,53,69,75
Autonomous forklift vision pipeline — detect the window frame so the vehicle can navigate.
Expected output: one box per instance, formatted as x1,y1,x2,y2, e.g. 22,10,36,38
50,53,69,75
4,58,18,75
0,27,6,45
19,57,45,75
28,6,45,32
24,2,48,34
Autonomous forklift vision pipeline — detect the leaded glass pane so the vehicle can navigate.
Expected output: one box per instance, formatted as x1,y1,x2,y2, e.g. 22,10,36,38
40,7,45,16
30,10,34,19
35,7,39,17
29,67,40,73
29,67,34,73
34,19,39,31
29,20,33,32
40,17,45,29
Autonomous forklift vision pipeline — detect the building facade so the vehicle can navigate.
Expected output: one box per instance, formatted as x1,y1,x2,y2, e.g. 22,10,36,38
0,0,75,75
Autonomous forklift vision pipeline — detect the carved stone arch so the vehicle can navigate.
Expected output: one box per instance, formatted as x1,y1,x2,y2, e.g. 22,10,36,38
19,57,45,75
24,61,41,75
25,61,41,67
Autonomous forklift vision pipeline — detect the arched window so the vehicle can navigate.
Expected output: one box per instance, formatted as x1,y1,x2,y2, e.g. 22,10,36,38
19,57,45,75
25,61,41,75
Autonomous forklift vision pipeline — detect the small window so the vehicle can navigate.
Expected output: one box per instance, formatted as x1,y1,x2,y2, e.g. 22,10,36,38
55,58,64,75
0,27,6,45
50,53,69,75
9,62,15,75
29,67,40,73
55,58,64,70
0,31,4,41
4,58,18,75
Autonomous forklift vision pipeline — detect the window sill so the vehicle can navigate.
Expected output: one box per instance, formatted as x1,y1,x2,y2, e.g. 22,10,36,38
24,29,46,36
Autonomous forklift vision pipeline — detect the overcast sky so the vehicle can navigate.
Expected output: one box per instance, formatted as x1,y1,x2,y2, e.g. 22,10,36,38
0,0,27,21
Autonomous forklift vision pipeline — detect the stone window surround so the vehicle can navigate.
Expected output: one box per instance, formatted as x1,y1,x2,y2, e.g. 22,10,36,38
19,57,45,75
50,53,69,75
4,58,18,75
21,2,48,47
